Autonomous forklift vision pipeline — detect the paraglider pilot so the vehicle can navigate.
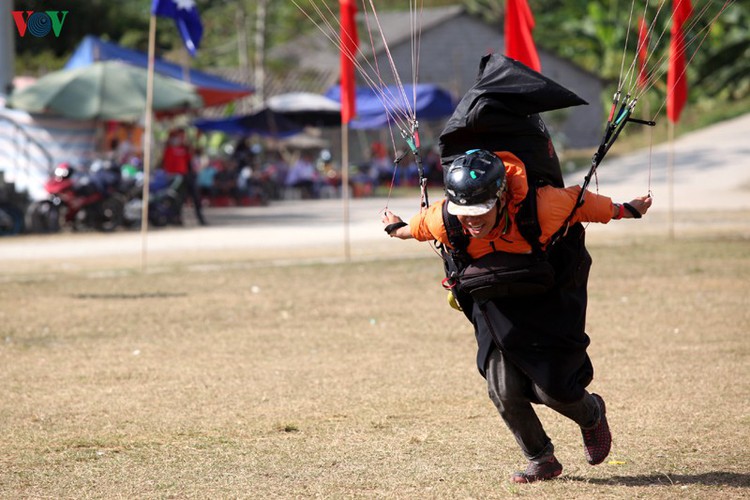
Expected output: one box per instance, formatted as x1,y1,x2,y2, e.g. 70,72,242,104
381,149,652,483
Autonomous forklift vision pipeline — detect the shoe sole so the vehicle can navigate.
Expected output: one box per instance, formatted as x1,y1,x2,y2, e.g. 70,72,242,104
510,468,563,483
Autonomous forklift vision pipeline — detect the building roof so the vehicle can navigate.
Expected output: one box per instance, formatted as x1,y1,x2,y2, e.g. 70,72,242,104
358,5,465,56
268,5,466,90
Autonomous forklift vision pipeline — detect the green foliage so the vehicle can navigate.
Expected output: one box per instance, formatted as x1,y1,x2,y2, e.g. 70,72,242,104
462,0,503,22
13,49,65,76
694,3,750,100
13,0,149,64
532,0,750,104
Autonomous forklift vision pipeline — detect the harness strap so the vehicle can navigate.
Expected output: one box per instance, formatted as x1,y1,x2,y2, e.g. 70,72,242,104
515,177,545,258
440,201,471,289
440,175,547,279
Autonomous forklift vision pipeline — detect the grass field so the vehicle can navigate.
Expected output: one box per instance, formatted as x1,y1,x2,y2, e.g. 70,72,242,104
1,234,749,499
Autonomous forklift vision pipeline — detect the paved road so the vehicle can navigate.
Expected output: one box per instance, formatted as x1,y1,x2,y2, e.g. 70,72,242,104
1,113,749,271
569,112,750,211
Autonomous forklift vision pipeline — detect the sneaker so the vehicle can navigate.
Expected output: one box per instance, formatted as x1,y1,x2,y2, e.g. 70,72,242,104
581,393,612,465
510,456,563,483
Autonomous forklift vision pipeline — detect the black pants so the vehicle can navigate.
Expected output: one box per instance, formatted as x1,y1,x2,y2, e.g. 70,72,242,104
485,347,600,463
182,173,206,225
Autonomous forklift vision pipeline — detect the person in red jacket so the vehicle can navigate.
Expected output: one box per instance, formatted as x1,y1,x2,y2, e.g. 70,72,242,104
381,149,651,484
162,128,207,226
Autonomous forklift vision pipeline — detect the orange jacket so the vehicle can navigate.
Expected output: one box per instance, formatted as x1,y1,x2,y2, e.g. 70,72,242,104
409,151,613,258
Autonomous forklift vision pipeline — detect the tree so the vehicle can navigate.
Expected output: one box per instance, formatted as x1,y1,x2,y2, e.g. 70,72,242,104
12,0,149,74
694,2,750,100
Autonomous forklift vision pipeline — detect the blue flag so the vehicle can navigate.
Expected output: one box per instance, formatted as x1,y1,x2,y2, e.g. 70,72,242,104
151,0,203,57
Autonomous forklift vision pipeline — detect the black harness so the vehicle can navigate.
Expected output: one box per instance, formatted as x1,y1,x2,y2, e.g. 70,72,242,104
441,176,545,271
439,176,559,313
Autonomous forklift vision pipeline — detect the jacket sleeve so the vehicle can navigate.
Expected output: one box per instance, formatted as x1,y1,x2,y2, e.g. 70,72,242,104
409,200,450,243
537,185,613,231
573,188,614,223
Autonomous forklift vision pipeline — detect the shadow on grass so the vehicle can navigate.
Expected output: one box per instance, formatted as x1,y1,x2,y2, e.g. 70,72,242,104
72,292,188,299
569,471,750,487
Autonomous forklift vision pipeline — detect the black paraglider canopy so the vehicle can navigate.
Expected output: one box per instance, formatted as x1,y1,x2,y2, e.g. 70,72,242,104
439,54,588,187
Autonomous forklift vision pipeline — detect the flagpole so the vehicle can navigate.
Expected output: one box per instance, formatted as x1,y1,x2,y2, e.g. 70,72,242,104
140,14,157,271
342,123,351,262
339,0,357,263
667,121,675,241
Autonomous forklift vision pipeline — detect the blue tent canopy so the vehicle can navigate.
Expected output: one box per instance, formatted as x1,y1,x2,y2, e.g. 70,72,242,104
194,86,454,136
324,84,455,130
65,36,252,107
193,92,342,136
193,109,302,137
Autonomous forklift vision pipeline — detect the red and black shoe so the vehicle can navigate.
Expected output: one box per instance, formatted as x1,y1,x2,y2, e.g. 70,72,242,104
581,393,612,465
510,456,563,483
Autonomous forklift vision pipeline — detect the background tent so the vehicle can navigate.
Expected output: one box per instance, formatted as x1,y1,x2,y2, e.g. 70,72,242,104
193,108,302,137
8,61,203,121
324,84,455,130
265,92,341,128
65,36,252,108
193,92,342,136
0,107,97,200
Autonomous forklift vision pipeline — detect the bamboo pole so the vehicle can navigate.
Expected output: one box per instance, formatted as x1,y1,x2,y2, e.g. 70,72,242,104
140,15,157,271
667,121,675,241
342,123,351,262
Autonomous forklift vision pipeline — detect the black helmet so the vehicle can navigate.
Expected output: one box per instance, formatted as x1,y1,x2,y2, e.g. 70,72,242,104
444,149,506,216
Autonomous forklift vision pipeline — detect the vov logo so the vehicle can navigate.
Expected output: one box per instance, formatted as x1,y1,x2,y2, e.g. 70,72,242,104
12,10,69,38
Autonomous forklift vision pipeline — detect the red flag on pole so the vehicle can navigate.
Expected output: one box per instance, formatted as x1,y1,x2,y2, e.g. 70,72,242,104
339,0,359,124
636,16,650,90
667,0,693,123
504,0,541,72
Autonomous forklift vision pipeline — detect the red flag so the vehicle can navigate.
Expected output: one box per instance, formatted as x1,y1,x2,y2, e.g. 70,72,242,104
504,0,541,72
667,0,693,123
636,16,649,90
339,0,359,124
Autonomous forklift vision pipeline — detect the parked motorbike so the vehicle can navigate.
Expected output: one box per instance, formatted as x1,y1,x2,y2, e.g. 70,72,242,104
0,175,28,236
120,167,184,228
0,202,25,236
26,162,125,233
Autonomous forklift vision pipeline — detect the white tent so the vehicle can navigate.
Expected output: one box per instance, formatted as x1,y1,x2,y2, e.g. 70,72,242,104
0,107,97,200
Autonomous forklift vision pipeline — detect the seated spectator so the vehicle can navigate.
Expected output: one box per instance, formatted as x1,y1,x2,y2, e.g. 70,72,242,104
368,141,392,187
212,162,239,205
349,164,374,198
196,160,219,201
285,152,319,199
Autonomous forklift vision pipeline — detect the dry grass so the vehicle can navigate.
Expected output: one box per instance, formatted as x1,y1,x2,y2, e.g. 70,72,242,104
1,235,749,499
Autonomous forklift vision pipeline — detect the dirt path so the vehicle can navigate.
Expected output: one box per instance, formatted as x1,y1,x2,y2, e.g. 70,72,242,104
2,114,749,273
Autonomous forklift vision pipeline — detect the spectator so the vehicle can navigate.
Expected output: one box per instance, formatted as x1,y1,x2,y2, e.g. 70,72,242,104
196,160,219,201
285,152,319,199
162,128,207,226
368,141,391,186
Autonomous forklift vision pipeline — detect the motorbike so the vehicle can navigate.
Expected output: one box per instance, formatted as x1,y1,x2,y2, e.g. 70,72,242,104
0,202,25,236
26,162,125,233
120,167,185,228
0,176,28,236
